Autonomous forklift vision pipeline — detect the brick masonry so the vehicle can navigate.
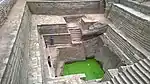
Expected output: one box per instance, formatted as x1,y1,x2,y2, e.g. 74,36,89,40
43,34,71,45
120,0,150,15
39,24,68,34
108,4,150,52
0,0,17,26
0,2,31,84
27,0,102,15
1,0,150,84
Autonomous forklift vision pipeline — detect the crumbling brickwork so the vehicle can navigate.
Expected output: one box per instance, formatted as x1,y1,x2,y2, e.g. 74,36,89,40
0,0,17,26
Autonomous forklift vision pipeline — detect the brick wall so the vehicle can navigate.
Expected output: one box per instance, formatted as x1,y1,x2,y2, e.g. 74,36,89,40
104,27,145,63
0,5,32,84
108,5,150,52
83,35,123,71
27,0,101,15
0,0,17,26
43,34,71,45
39,24,68,34
83,36,103,57
101,4,150,64
57,44,86,62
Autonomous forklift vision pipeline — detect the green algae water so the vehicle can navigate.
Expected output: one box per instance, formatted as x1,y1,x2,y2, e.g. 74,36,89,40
63,58,104,80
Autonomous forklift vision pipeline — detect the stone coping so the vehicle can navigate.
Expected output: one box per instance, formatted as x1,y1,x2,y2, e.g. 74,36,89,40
42,33,71,36
113,3,150,21
82,14,108,24
130,0,150,7
27,0,100,2
32,15,66,25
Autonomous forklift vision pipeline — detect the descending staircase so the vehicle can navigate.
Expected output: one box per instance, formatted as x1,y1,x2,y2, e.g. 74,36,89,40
67,23,82,44
105,58,150,84
69,29,82,42
98,1,150,84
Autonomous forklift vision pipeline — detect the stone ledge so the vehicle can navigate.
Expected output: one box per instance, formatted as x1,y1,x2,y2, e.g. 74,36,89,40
113,3,150,21
120,0,150,15
32,15,66,25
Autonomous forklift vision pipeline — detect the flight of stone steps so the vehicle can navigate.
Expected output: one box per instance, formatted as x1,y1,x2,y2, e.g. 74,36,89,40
67,23,82,44
103,0,150,64
104,57,150,84
99,1,150,84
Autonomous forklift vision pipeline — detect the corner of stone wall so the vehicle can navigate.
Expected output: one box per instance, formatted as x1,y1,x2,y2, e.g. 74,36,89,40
28,13,43,84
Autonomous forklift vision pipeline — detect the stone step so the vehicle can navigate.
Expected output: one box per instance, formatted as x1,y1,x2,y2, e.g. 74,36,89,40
128,66,146,84
70,32,81,34
105,58,150,84
71,36,81,38
107,81,113,84
72,39,81,41
114,74,125,84
70,32,81,35
70,33,81,35
119,73,132,84
139,60,150,72
143,59,150,67
126,68,143,84
110,78,119,84
72,41,82,44
134,63,150,80
123,70,137,84
69,30,81,34
131,64,150,83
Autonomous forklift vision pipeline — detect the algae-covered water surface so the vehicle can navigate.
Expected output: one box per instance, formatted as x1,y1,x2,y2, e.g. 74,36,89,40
63,58,104,80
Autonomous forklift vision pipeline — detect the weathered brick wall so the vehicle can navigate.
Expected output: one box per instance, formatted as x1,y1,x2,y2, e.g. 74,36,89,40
39,24,68,34
103,27,145,63
100,33,133,64
83,35,123,70
27,0,101,15
83,36,103,57
43,34,71,44
0,5,32,84
108,4,150,52
101,3,150,64
0,0,17,26
57,44,86,62
19,5,32,84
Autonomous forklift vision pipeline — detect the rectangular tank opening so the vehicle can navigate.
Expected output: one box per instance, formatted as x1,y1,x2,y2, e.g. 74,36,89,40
63,57,105,80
